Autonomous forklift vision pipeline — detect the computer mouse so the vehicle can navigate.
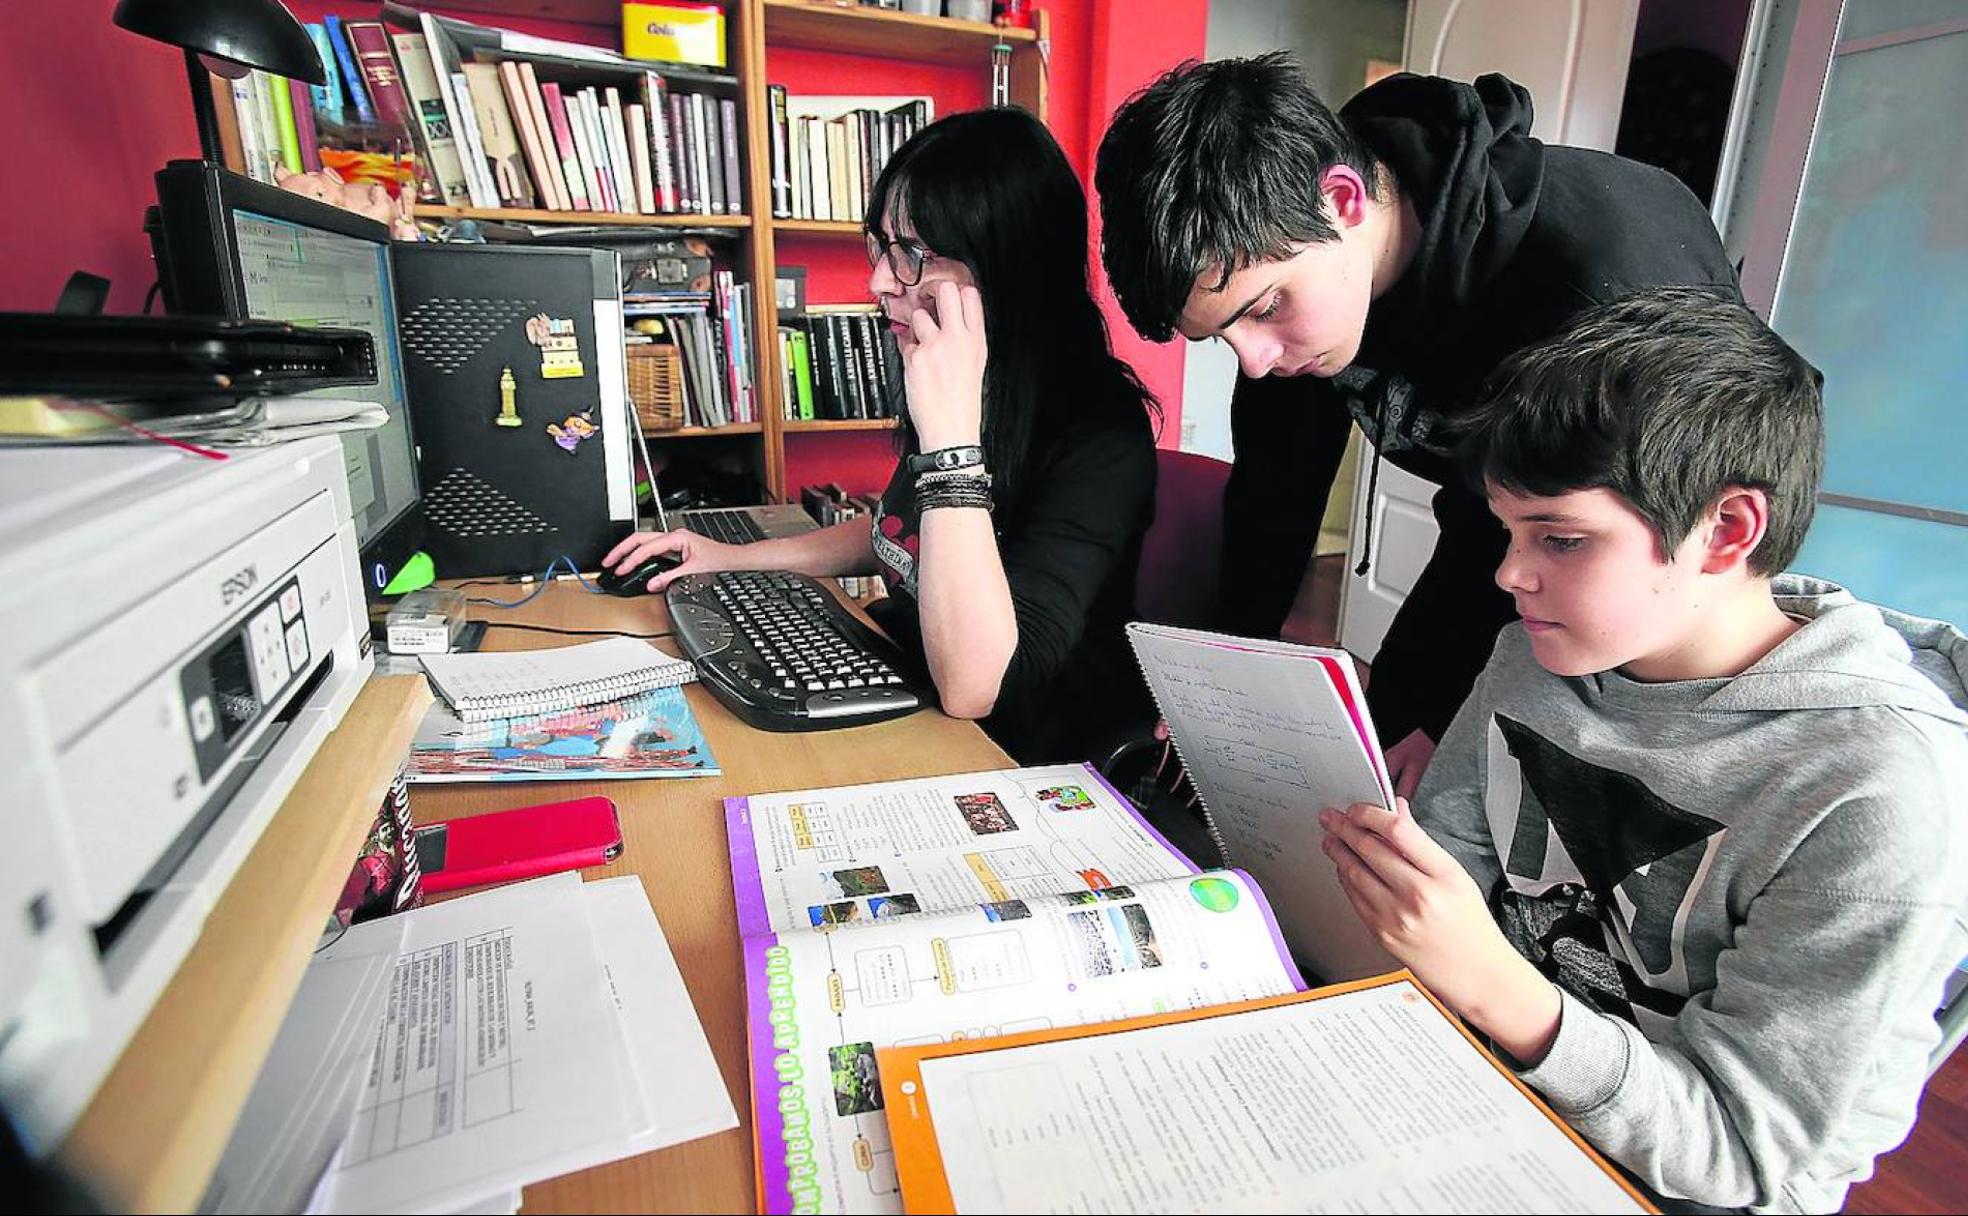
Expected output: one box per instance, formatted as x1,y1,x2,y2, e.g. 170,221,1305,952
596,553,682,596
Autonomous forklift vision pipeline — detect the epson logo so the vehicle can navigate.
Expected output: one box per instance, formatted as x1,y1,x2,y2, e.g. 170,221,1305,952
220,564,260,607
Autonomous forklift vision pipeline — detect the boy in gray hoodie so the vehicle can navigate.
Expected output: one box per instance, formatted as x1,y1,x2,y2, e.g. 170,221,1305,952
1316,288,1968,1213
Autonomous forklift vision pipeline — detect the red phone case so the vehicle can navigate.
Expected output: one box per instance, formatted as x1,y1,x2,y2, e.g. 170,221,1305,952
415,796,623,894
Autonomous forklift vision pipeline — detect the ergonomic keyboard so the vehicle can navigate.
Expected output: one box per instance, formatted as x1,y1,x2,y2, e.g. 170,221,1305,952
680,508,766,545
665,570,926,731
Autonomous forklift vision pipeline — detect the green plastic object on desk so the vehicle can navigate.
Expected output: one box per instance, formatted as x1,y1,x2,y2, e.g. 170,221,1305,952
382,551,437,597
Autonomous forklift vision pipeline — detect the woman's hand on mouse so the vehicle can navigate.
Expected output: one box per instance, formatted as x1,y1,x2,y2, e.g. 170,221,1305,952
602,529,736,594
900,281,986,452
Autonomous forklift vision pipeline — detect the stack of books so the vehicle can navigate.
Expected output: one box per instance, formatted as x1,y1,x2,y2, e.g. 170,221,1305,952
625,267,756,427
778,305,905,422
767,88,933,222
226,5,746,219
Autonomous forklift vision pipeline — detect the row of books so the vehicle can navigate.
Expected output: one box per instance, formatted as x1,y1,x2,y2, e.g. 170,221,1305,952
776,308,906,422
767,88,934,223
627,270,758,427
798,483,886,601
229,8,745,218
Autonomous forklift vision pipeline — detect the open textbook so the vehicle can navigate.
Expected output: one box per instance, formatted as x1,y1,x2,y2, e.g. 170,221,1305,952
725,763,1308,1216
879,973,1653,1215
1127,621,1404,982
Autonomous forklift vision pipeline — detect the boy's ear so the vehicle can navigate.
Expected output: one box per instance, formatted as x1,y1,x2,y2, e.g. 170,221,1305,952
1698,486,1772,575
1320,165,1371,229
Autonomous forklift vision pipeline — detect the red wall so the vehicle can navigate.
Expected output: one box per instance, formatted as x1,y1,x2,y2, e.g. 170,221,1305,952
0,0,1204,479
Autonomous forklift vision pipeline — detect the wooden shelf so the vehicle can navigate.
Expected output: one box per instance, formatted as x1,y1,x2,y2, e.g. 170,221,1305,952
645,422,765,437
414,204,753,229
763,0,1037,63
774,218,863,236
60,676,434,1214
783,417,898,432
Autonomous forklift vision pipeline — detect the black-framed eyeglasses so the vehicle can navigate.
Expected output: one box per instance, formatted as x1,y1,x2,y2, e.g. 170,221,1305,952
866,231,935,287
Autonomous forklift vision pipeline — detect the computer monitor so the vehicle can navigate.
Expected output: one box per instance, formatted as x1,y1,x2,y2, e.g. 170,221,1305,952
150,160,425,599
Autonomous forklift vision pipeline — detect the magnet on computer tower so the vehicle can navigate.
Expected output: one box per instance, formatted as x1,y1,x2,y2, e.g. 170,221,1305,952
495,366,522,427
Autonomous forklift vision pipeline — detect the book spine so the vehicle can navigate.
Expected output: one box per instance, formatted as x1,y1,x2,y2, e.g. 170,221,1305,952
391,31,470,207
790,328,816,420
768,84,791,219
807,314,837,419
690,93,713,217
269,74,303,174
420,13,494,207
645,74,678,213
701,96,725,215
462,63,533,208
790,111,809,220
500,61,562,211
876,323,904,418
451,70,498,209
855,314,885,418
671,94,694,214
521,64,575,211
541,84,592,211
626,103,656,214
251,71,284,181
303,24,343,126
575,89,615,212
323,15,375,124
840,314,868,420
347,22,411,132
719,97,743,215
826,119,848,224
288,78,322,172
604,88,642,214
230,75,270,183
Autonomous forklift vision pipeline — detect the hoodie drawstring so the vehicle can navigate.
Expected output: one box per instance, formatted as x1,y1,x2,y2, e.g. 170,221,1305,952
1354,393,1389,577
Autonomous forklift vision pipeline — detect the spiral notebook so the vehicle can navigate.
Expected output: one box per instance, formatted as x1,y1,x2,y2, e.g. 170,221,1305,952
420,637,698,723
1125,621,1400,982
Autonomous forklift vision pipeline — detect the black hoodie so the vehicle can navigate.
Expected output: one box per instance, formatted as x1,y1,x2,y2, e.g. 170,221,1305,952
1216,72,1740,744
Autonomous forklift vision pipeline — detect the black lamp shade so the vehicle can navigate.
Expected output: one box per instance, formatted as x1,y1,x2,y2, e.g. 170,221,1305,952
113,0,325,84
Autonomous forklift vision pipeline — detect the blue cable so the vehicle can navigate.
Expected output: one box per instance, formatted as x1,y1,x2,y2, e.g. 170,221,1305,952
467,555,607,608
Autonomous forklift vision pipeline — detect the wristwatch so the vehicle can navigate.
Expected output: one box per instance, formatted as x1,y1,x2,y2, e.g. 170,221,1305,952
905,445,985,475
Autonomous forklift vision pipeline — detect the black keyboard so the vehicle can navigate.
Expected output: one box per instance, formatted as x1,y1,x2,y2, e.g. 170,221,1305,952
665,571,926,731
682,508,766,545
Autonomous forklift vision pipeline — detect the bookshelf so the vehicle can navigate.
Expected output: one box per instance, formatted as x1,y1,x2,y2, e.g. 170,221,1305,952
213,0,1048,503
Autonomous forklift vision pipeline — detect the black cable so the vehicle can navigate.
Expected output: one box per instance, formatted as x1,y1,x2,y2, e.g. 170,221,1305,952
480,622,675,641
142,280,161,315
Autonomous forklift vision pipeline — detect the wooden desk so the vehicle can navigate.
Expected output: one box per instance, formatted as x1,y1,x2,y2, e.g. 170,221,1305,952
411,582,1009,1213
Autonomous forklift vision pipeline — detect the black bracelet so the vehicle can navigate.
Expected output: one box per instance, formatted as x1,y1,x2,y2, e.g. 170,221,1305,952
916,480,994,513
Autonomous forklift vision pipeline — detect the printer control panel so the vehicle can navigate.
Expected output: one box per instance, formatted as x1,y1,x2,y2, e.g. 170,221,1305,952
180,578,309,783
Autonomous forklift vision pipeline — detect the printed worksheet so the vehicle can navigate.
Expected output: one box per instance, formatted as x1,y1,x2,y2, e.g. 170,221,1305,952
897,979,1648,1214
725,764,1308,1215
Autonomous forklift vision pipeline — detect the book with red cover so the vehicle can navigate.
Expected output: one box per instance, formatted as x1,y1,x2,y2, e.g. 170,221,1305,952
540,82,593,211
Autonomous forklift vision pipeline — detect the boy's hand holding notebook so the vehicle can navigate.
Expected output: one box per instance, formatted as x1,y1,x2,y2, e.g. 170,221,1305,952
1126,621,1401,982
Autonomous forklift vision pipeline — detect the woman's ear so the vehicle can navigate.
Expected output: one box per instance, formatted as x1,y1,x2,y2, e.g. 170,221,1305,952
1699,486,1773,575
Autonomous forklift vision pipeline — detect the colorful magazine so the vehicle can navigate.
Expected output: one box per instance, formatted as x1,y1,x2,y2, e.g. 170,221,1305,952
407,685,718,783
723,762,1307,1215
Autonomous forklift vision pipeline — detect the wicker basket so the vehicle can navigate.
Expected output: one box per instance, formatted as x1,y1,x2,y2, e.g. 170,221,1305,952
627,342,687,430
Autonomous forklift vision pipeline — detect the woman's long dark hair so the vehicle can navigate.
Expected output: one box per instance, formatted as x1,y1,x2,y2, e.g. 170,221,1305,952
865,107,1156,516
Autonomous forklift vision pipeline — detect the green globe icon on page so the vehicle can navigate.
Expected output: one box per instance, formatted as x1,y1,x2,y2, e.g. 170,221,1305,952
1189,876,1241,913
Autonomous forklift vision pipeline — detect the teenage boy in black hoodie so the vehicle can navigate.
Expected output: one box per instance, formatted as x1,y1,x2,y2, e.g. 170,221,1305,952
1096,55,1740,792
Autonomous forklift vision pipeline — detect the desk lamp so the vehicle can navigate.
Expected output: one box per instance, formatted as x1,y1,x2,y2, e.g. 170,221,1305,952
112,0,326,165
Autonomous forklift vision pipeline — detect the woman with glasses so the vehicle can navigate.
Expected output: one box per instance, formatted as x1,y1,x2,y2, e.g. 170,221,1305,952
604,107,1159,763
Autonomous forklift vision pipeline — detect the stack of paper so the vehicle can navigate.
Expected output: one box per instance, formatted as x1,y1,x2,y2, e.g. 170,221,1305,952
210,874,736,1214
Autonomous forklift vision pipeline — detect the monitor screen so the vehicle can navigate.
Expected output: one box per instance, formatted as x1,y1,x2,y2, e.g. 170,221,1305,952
229,209,420,553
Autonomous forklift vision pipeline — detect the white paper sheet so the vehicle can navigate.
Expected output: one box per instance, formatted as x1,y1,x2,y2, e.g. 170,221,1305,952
203,919,407,1214
318,875,636,1214
584,875,739,1152
918,979,1647,1214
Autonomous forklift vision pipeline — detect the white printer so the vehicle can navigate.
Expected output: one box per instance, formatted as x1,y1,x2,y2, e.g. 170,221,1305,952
0,436,369,1147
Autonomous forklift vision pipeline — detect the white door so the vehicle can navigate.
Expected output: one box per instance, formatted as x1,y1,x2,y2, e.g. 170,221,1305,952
1339,0,1640,660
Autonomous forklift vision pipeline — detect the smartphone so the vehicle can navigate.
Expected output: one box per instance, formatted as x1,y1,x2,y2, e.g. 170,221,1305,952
413,796,623,895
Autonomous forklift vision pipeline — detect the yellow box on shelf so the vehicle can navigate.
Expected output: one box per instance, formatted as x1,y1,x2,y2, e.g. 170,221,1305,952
623,1,728,68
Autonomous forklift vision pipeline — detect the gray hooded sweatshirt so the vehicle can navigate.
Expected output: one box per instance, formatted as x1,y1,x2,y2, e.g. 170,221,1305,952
1414,575,1968,1213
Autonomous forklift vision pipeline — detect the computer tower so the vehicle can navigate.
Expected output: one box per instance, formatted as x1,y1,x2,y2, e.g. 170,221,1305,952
390,243,636,578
